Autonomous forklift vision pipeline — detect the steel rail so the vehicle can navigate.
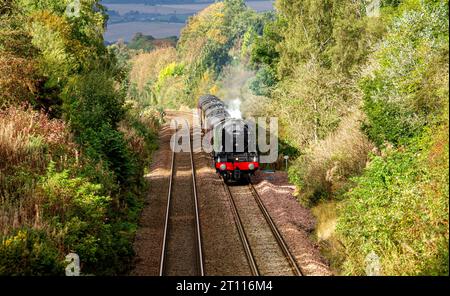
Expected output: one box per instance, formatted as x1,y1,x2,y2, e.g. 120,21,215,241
223,182,260,276
159,120,204,276
190,128,204,276
248,182,303,276
159,138,175,276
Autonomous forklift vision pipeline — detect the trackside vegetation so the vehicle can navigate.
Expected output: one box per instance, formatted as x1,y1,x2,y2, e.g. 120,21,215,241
0,0,162,275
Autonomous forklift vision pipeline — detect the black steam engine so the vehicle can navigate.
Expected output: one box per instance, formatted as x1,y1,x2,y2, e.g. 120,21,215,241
198,95,259,182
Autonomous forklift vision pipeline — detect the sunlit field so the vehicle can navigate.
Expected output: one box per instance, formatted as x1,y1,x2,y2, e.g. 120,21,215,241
105,22,185,41
104,1,274,15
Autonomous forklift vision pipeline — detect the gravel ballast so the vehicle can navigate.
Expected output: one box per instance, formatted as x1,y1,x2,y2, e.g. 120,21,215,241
251,171,332,275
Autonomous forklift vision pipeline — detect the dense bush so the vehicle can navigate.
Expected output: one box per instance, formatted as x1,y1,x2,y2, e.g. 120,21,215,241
0,229,64,276
266,61,362,152
0,0,161,275
0,104,157,275
249,16,283,71
337,126,449,275
0,6,41,109
118,105,163,173
333,0,449,275
361,0,449,147
289,112,374,206
249,65,277,96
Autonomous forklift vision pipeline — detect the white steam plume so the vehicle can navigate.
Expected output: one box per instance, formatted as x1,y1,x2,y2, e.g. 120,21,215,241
226,98,242,119
218,63,268,119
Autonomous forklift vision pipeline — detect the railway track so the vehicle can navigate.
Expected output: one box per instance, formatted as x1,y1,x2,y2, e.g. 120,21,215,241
159,124,204,276
158,118,299,276
223,179,303,276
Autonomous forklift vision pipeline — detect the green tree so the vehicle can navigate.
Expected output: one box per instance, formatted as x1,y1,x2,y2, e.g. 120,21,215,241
361,0,449,146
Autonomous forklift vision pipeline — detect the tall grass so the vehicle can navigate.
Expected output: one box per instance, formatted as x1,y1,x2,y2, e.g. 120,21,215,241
0,106,73,170
0,105,75,237
289,110,374,205
129,47,177,93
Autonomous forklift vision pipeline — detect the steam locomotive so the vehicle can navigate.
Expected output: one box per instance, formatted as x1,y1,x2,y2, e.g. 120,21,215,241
198,95,259,182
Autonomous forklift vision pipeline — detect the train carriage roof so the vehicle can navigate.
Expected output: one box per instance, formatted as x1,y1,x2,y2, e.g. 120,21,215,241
202,100,225,112
206,108,229,118
205,111,230,127
198,94,220,108
216,118,249,130
204,104,227,116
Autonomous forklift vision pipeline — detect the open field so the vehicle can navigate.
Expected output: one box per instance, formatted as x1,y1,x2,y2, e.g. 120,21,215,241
105,3,196,14
104,1,274,15
162,1,274,12
105,21,185,41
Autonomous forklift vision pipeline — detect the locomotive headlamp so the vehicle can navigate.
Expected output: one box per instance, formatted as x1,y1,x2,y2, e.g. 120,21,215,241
248,163,255,170
220,163,227,171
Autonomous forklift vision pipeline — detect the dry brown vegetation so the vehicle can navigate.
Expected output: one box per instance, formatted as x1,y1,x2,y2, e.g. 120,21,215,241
129,47,177,92
0,55,39,108
0,106,76,235
0,105,74,171
291,110,374,205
